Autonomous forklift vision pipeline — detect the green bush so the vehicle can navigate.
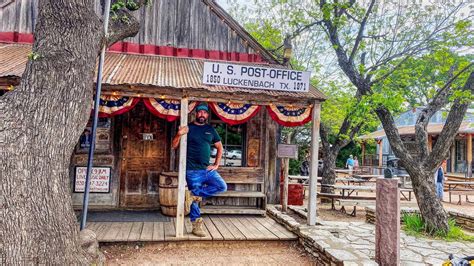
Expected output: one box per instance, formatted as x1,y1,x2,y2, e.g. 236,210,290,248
402,213,474,242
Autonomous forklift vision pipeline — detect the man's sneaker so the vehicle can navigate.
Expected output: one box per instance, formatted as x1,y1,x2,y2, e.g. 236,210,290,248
191,218,206,237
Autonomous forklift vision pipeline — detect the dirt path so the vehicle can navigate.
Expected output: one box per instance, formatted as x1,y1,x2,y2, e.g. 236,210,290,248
102,241,316,265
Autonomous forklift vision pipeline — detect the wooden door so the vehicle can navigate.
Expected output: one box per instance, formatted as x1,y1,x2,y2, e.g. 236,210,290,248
120,102,169,208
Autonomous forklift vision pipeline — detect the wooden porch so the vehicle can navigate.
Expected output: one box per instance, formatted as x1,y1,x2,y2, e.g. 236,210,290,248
86,215,297,242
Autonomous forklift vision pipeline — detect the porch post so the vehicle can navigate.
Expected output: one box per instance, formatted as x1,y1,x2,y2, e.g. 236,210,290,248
308,101,321,225
378,139,383,168
361,141,366,167
467,134,472,177
175,97,188,237
428,135,433,152
451,143,456,173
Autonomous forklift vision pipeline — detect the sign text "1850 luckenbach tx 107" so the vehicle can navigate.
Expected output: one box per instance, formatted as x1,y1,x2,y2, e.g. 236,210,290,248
202,62,310,92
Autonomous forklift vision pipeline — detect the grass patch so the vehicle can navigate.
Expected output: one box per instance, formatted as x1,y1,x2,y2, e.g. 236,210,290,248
402,213,474,242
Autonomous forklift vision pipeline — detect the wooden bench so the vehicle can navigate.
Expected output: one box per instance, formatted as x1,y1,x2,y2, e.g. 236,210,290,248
201,167,266,215
318,192,375,211
399,188,413,201
449,190,474,205
336,199,375,216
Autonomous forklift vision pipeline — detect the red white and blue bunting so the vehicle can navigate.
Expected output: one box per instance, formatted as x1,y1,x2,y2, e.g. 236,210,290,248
98,95,140,117
267,104,312,127
209,102,261,125
143,98,198,122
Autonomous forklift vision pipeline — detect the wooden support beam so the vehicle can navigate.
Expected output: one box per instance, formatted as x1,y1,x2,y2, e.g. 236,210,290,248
451,143,456,173
175,98,188,238
467,134,472,177
281,132,293,212
308,102,321,226
428,135,433,152
361,141,366,167
379,140,384,167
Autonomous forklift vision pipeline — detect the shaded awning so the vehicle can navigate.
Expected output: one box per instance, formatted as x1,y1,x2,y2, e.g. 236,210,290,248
0,43,326,101
359,122,474,140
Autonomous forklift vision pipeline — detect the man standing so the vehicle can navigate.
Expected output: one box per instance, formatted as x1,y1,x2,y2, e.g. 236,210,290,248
172,102,227,237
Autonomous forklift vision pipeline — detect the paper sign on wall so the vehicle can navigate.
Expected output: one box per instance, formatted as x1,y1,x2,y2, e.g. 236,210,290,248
74,166,111,193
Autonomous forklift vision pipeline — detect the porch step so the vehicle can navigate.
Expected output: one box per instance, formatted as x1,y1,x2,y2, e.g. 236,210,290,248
200,207,266,215
213,191,266,198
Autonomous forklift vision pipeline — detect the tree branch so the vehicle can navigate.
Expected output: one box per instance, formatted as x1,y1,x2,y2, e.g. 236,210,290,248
349,0,376,64
103,0,149,47
427,71,474,170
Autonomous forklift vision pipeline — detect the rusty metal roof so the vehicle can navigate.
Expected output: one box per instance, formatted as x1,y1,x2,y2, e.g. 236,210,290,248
0,43,326,101
359,122,474,140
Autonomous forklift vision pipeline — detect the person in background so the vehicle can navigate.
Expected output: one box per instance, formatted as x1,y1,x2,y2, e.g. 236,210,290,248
346,155,355,174
353,156,360,170
435,160,447,201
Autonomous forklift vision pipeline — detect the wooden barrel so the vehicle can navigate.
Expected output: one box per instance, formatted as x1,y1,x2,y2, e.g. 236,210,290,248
159,172,191,217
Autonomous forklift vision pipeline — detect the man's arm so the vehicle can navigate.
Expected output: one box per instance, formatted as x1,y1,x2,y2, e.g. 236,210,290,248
207,141,223,171
171,126,189,149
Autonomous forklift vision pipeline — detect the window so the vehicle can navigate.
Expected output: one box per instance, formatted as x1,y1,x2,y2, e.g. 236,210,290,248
209,111,246,167
75,117,112,154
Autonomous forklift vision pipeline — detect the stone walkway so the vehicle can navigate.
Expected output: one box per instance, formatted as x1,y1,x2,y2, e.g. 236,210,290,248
268,206,474,265
317,220,473,265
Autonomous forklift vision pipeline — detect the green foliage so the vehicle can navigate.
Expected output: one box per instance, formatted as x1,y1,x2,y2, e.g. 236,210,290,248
27,52,41,61
402,213,474,242
373,49,473,110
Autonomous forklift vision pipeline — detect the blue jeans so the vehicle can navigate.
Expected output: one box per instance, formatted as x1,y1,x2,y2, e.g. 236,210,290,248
186,170,227,221
436,182,444,200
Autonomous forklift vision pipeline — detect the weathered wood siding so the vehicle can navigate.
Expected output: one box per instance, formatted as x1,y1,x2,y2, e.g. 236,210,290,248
0,0,255,53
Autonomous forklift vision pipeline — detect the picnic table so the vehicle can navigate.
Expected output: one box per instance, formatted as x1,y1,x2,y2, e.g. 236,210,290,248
352,174,383,181
333,185,375,197
336,177,367,186
445,181,474,205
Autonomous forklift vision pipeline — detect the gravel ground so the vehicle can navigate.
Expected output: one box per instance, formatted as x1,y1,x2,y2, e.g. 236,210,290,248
101,241,317,265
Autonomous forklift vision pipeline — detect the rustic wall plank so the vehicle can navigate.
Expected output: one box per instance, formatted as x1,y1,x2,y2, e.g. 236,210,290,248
1,0,262,54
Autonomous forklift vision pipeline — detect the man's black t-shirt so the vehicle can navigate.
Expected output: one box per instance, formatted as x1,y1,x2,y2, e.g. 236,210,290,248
186,123,221,170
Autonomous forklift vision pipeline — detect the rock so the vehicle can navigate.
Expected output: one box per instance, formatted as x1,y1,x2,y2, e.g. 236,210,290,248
325,249,358,261
79,228,105,265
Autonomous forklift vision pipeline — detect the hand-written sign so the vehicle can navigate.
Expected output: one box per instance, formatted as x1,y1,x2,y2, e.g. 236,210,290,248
277,144,298,159
202,62,310,92
74,166,111,193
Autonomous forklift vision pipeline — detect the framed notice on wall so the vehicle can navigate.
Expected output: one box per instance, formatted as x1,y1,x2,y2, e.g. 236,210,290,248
277,144,298,159
74,166,111,193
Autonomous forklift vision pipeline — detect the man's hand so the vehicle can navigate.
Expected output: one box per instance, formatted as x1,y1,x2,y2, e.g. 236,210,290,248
177,126,189,136
207,164,219,171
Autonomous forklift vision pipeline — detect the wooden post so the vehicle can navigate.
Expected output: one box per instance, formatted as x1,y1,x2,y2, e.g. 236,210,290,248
428,135,433,152
282,132,292,212
451,143,456,173
378,139,383,168
361,141,366,167
175,97,188,237
467,134,472,177
308,102,321,226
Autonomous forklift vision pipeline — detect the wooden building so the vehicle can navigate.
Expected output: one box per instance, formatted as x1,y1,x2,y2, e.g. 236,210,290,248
0,0,326,218
360,108,474,177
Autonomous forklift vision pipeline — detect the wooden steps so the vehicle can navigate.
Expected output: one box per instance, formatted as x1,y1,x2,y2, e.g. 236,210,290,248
201,207,266,215
213,191,266,198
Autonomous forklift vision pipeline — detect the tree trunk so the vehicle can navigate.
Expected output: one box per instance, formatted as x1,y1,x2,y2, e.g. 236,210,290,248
321,149,338,193
408,168,449,232
0,1,103,264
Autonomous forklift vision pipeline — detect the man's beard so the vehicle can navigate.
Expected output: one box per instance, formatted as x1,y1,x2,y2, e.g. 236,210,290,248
196,116,206,124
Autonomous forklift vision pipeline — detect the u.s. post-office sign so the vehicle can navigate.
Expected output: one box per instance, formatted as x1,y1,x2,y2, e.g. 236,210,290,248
202,62,310,92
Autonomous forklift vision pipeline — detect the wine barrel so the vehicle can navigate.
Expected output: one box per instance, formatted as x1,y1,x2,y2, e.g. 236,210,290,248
159,172,191,217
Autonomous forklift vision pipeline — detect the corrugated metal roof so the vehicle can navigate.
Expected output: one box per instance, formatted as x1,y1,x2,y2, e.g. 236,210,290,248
359,122,474,140
0,43,326,101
